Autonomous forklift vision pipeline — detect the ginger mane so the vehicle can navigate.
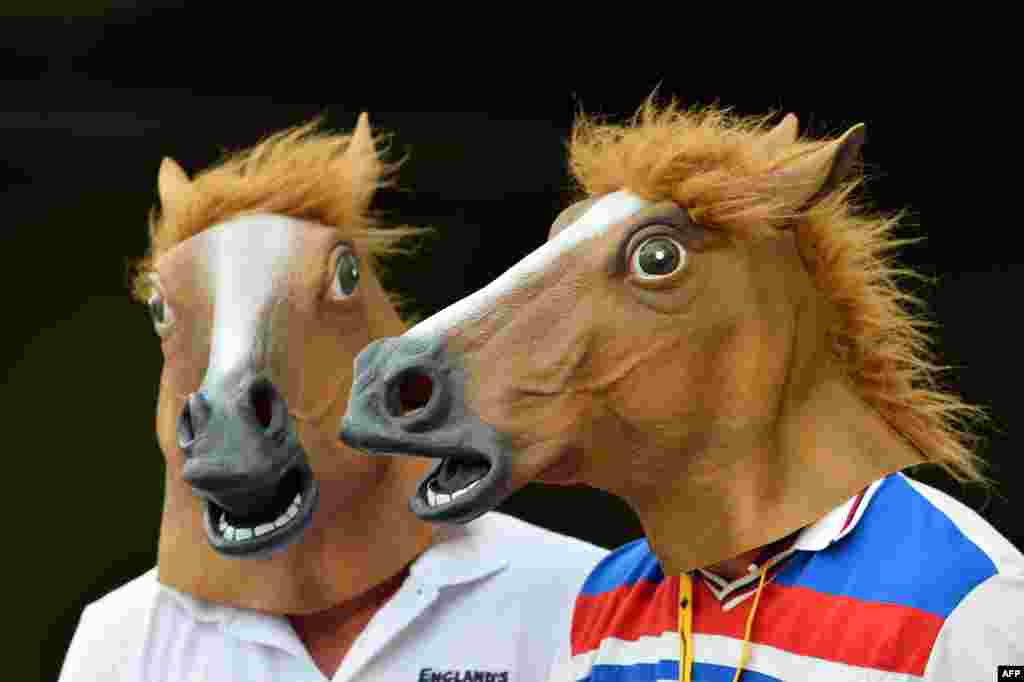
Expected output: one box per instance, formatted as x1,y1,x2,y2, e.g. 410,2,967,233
567,99,988,485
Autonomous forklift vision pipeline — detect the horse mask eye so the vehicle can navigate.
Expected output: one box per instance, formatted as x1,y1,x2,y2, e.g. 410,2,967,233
147,291,175,333
333,249,360,298
630,235,686,279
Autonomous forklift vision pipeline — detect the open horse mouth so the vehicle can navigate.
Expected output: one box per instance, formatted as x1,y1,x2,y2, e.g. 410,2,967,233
200,454,320,558
339,403,512,524
179,383,322,559
407,446,510,523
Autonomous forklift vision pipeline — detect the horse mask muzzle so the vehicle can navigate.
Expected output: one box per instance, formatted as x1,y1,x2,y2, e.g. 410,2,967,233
340,335,511,524
179,373,318,559
174,216,321,559
340,191,652,524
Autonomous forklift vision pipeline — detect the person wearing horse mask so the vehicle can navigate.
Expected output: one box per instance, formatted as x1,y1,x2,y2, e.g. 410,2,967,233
340,102,1023,681
58,116,607,681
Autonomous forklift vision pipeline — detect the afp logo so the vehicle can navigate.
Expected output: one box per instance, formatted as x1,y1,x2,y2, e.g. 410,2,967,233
418,669,509,682
999,666,1024,679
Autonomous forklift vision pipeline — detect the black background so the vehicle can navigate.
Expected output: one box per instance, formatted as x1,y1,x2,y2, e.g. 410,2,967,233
4,7,1017,681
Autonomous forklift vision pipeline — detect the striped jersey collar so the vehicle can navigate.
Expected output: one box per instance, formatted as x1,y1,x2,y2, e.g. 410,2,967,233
697,477,884,610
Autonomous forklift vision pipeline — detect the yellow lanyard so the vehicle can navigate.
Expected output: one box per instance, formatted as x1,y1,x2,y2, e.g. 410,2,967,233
678,573,694,682
679,567,767,682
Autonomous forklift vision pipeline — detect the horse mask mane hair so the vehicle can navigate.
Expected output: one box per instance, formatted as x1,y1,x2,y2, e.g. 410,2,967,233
339,100,988,575
133,115,432,612
562,103,986,484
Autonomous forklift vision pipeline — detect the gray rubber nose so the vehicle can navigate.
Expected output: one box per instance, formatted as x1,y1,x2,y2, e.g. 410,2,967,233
179,378,285,449
341,335,461,455
340,335,514,525
178,376,293,517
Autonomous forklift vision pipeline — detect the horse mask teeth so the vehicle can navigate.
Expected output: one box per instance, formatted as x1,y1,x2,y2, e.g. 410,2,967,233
409,452,509,522
198,444,321,560
432,456,490,493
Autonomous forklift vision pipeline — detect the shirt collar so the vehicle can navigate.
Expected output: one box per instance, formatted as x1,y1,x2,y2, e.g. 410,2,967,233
407,520,510,589
696,476,887,609
792,476,885,551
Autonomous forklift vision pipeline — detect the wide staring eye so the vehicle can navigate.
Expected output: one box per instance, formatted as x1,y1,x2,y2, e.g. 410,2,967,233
630,235,686,279
147,290,175,334
332,248,360,298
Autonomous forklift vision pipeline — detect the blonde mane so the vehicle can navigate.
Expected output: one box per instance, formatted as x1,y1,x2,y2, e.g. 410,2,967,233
131,117,425,302
568,99,988,485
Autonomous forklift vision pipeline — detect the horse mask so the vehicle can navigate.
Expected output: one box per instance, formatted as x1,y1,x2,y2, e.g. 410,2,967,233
340,103,984,574
139,116,431,611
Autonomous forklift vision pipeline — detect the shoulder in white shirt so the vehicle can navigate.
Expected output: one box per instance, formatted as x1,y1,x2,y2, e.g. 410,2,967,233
58,512,608,682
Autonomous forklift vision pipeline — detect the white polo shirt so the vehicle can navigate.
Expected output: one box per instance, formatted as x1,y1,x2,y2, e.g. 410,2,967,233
59,512,608,682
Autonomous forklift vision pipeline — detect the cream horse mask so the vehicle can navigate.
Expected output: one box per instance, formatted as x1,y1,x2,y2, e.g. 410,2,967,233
341,103,985,573
137,116,430,610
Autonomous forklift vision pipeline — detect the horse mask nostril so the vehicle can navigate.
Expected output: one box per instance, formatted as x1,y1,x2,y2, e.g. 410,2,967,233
177,409,194,449
178,391,209,449
391,370,434,418
248,379,279,430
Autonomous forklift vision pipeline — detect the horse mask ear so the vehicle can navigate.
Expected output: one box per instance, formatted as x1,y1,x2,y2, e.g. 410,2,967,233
754,113,800,159
775,122,866,209
158,157,193,216
344,112,384,211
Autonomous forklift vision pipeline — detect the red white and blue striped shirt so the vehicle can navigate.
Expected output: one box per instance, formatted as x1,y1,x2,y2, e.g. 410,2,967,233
552,473,1024,681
